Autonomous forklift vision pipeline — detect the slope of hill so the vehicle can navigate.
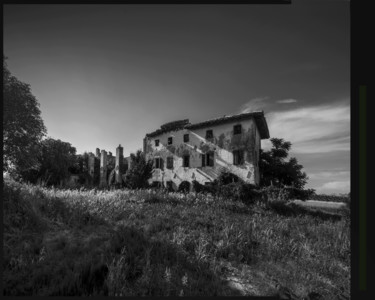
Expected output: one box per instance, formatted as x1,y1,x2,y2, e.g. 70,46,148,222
3,179,350,298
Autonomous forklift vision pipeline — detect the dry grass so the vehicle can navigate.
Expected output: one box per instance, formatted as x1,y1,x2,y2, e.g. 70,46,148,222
3,178,350,298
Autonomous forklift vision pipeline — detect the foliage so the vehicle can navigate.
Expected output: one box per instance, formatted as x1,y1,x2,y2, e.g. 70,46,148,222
217,182,260,204
312,193,350,203
192,180,218,195
3,179,350,298
124,150,153,189
217,170,242,185
178,181,191,193
19,138,77,186
259,138,309,189
3,56,47,175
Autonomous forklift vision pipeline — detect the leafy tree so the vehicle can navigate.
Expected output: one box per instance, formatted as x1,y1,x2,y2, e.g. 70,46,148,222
20,138,77,186
124,150,153,189
259,138,308,189
3,57,47,176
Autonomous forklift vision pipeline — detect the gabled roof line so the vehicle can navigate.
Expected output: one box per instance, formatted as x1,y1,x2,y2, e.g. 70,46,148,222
145,111,270,139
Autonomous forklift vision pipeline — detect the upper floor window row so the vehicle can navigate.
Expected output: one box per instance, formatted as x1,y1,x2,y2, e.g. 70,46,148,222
234,124,242,135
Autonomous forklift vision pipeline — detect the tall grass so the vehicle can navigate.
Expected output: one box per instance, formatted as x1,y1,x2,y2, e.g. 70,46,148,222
3,178,350,298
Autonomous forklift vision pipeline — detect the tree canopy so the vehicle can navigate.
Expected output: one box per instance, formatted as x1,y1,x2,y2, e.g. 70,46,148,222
259,138,308,189
3,57,46,175
124,150,153,189
19,138,77,186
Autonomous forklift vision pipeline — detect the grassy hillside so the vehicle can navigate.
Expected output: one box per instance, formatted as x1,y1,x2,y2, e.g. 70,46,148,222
3,179,350,298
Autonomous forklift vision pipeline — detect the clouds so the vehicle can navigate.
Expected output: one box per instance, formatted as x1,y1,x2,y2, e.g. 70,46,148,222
276,99,298,104
317,180,350,194
308,170,350,180
239,97,298,113
262,101,350,154
239,97,269,113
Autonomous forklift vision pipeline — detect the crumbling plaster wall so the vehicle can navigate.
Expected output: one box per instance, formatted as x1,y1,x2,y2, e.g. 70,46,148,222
145,118,260,188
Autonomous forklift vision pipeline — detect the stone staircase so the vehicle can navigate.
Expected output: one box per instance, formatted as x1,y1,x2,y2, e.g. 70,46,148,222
196,166,226,182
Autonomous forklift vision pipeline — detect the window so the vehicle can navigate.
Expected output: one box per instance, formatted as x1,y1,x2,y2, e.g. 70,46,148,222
183,155,190,167
234,124,242,135
155,157,163,169
155,139,159,147
206,151,214,167
233,150,244,165
201,152,214,167
206,129,213,139
168,137,173,145
183,134,189,143
167,157,174,169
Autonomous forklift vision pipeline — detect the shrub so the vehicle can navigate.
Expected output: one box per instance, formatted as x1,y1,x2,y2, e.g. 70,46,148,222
282,186,315,201
217,182,261,204
178,181,191,193
217,170,242,186
260,186,291,204
192,181,216,195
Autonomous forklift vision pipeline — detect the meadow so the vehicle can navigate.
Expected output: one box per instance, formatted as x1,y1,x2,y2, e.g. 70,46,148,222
3,179,350,298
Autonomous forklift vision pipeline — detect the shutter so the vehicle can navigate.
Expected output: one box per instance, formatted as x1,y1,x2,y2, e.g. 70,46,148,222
208,152,214,166
202,154,206,167
161,158,164,170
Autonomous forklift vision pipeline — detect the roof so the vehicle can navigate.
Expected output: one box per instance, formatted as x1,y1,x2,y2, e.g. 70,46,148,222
145,111,270,139
146,119,191,138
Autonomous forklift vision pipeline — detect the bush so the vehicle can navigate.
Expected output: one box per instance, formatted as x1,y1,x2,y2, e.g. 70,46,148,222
282,186,315,201
312,193,349,203
192,180,217,194
259,186,315,205
217,170,242,186
217,182,261,204
178,181,191,193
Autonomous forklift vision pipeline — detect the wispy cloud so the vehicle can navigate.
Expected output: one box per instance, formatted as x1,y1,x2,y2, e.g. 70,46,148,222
317,180,350,194
308,170,350,180
262,101,350,154
276,99,298,104
240,97,269,113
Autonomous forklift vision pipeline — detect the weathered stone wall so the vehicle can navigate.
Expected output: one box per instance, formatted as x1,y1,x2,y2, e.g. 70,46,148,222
115,145,124,184
99,150,108,188
144,118,260,189
88,154,96,186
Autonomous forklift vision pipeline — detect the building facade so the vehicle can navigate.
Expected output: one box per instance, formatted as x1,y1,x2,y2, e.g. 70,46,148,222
143,112,270,190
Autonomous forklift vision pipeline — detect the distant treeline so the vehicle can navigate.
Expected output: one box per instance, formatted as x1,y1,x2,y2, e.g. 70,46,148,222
312,193,350,203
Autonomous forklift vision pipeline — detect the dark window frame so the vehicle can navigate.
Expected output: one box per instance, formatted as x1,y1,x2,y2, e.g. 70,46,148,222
206,129,213,139
201,151,214,167
183,134,189,143
233,150,244,165
167,156,174,169
155,157,161,169
233,124,242,135
183,155,190,168
155,139,160,147
168,137,173,145
206,151,214,167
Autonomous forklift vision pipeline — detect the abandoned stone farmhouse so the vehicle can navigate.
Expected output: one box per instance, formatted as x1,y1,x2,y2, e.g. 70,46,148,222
79,111,269,190
143,111,269,190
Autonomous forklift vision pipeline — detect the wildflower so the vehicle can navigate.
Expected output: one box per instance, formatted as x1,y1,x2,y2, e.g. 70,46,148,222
38,247,46,262
181,273,188,286
164,266,171,284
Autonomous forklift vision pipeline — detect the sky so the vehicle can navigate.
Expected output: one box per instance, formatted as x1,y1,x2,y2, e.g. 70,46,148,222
3,2,350,194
